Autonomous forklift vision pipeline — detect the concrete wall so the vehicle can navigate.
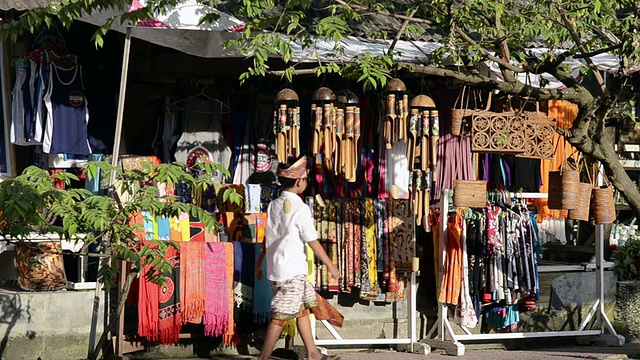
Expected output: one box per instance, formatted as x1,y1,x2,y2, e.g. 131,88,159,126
0,288,106,360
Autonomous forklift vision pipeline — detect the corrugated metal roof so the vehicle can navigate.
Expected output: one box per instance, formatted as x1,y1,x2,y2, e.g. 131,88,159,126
0,0,54,11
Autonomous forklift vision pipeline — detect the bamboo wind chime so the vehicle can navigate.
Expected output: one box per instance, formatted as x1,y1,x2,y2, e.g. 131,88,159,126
336,90,361,182
384,78,409,149
274,88,301,162
409,94,437,226
311,86,337,161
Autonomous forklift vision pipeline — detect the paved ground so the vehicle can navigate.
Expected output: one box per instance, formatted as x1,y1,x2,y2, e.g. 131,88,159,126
136,342,640,360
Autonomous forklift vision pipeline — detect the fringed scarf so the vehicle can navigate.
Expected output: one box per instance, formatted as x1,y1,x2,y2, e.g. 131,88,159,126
320,200,330,290
374,199,386,289
222,242,237,346
389,198,415,271
233,241,254,308
234,241,255,335
344,200,354,290
138,246,160,341
159,245,182,344
360,198,380,300
181,242,205,324
351,199,362,287
253,243,273,326
204,242,229,337
327,201,339,292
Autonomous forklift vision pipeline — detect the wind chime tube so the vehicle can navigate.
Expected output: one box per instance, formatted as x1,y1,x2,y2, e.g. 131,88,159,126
421,110,430,172
402,95,409,142
344,106,354,181
335,108,345,176
287,107,294,157
397,98,404,142
293,107,301,157
351,106,361,183
408,109,419,172
415,171,423,225
386,94,396,149
430,110,440,175
278,104,288,162
323,103,333,161
314,104,323,155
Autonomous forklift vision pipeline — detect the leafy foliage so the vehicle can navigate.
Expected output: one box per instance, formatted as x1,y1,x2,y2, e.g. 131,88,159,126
614,239,640,281
0,160,238,290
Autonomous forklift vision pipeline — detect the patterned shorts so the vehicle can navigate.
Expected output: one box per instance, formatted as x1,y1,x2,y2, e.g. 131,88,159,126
271,275,318,322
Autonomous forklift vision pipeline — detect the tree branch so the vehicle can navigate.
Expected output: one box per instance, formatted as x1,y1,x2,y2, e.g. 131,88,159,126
493,9,516,83
453,26,524,74
333,0,432,25
387,6,419,55
552,0,606,93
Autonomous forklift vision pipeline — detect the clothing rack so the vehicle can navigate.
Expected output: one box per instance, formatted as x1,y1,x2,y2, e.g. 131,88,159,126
422,189,623,356
310,269,426,353
309,207,428,354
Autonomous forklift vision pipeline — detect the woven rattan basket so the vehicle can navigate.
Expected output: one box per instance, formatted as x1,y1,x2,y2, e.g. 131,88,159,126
593,186,615,224
567,182,592,221
453,180,487,208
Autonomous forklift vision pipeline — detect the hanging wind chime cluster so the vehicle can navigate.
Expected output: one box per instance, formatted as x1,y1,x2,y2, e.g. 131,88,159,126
308,87,361,182
409,94,438,226
384,78,439,225
274,88,301,163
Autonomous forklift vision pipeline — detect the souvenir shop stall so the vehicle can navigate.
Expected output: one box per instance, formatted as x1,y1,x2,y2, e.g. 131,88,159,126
1,21,434,354
421,90,624,355
0,15,626,358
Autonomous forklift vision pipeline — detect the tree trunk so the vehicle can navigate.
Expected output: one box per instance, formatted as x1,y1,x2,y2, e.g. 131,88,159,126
89,269,138,360
599,140,640,215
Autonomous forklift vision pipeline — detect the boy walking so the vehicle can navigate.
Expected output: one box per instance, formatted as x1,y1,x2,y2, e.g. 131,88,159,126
256,155,339,360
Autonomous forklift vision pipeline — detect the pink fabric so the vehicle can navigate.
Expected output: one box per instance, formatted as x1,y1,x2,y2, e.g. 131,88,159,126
434,133,474,202
203,242,229,337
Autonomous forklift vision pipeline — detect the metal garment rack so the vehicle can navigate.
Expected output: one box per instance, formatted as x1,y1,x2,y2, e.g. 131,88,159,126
310,270,427,354
422,189,624,356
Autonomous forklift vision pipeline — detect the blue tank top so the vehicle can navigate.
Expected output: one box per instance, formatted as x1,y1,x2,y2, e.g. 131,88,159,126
48,64,91,155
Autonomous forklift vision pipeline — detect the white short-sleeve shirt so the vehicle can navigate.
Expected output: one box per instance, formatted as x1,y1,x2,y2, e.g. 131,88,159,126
265,191,318,282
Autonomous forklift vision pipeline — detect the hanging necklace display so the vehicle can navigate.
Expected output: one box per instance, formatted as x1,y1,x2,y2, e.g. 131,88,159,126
310,87,337,162
385,78,408,149
274,88,300,162
410,94,437,226
336,90,360,182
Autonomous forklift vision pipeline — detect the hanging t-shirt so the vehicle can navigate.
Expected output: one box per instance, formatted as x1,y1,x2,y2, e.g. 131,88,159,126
11,60,44,146
42,63,91,155
174,97,231,181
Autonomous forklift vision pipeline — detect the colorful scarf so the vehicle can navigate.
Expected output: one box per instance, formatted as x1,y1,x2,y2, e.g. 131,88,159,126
327,201,339,292
137,256,160,341
255,213,268,243
233,241,254,308
204,242,229,337
344,201,354,290
374,199,386,287
157,216,171,240
352,199,362,287
130,212,146,241
159,245,182,344
222,242,237,345
389,199,415,271
181,242,205,324
360,198,380,300
253,243,273,326
187,218,205,242
142,211,156,240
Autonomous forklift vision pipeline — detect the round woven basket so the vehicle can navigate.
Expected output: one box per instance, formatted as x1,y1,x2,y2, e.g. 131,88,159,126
593,186,615,224
453,180,487,208
561,169,580,210
451,109,465,136
568,182,592,221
